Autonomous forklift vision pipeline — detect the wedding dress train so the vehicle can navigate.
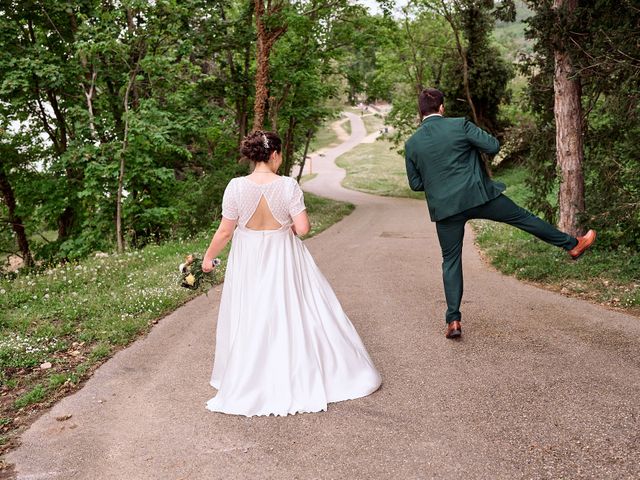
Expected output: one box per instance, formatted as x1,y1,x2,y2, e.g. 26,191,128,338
206,176,381,416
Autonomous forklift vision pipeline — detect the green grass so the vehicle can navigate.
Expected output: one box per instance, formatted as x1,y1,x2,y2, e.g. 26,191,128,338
309,121,341,152
0,190,353,447
300,173,318,184
362,113,386,135
304,193,355,238
14,385,45,409
342,118,352,135
473,166,640,311
336,139,423,199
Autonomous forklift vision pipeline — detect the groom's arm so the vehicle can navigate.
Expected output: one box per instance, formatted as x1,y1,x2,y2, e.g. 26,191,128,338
463,119,500,155
405,146,424,192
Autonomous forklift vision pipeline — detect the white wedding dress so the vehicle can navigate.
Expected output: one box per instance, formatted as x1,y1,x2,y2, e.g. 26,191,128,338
206,175,381,416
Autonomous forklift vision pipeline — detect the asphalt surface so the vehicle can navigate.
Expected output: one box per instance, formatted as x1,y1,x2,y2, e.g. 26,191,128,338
6,113,640,479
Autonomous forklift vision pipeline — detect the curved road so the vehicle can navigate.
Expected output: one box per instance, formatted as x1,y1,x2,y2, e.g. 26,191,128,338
6,113,640,479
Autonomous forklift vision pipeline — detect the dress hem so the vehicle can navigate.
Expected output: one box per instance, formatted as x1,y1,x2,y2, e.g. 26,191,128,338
205,381,381,418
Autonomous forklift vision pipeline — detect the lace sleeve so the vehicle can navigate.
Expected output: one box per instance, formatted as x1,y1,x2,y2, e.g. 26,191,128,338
221,180,238,220
289,179,306,218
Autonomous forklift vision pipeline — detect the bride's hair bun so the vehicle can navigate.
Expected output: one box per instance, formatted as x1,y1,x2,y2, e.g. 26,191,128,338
240,131,282,163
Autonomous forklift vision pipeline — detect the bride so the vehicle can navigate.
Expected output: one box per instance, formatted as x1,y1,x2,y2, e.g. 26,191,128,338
202,130,381,417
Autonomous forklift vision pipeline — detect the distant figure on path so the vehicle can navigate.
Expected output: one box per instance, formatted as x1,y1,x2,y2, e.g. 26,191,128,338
404,88,596,339
201,131,381,416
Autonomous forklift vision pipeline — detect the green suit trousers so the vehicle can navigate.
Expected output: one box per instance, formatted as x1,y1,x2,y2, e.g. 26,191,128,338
435,194,578,324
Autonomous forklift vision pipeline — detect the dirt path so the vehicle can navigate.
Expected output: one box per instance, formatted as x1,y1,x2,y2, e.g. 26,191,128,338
6,113,640,479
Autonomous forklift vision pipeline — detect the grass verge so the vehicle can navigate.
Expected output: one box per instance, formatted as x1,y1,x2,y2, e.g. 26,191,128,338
472,166,640,313
300,173,317,184
362,113,386,134
0,191,353,458
303,193,355,239
309,120,341,152
336,139,423,199
342,118,352,135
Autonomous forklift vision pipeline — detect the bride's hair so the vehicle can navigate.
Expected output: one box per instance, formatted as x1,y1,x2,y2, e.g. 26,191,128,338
241,131,282,163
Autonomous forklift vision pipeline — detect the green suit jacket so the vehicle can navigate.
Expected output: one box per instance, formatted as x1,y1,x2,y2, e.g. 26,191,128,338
405,115,506,222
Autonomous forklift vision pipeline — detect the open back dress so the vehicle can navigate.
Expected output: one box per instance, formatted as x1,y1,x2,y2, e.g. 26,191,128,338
206,175,381,416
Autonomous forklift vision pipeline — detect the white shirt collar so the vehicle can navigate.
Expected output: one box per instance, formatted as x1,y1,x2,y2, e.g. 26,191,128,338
422,113,443,121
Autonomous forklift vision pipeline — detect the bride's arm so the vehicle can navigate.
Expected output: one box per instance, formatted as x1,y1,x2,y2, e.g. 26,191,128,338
202,218,237,272
292,211,310,236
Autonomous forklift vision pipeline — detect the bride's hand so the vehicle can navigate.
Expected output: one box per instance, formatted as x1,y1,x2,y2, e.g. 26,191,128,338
291,225,298,235
202,259,214,273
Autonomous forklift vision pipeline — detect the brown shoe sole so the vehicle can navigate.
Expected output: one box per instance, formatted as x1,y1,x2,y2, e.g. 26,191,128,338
445,323,462,339
446,329,461,339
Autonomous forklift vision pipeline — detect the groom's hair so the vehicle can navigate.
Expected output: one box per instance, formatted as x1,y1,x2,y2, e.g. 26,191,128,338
419,88,444,116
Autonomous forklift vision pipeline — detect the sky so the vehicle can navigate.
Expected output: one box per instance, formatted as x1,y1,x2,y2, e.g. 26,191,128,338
357,0,410,16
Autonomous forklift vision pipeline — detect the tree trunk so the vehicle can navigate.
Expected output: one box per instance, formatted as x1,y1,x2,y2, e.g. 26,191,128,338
0,168,34,268
439,1,479,125
116,67,138,254
402,12,425,121
237,43,252,145
296,129,313,183
253,16,270,132
81,60,99,141
553,0,585,236
282,115,296,176
252,0,287,132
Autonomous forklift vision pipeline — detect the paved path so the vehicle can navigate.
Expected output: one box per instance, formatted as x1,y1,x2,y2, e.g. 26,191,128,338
6,114,640,479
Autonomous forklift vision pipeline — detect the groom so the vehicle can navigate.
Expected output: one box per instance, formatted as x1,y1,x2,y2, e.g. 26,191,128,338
405,88,596,339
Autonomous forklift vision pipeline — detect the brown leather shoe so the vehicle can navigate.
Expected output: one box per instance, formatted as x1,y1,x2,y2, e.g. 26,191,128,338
445,320,462,339
568,229,596,260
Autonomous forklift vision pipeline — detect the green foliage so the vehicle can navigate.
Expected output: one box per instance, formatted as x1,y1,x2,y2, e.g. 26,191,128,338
374,5,455,143
520,0,640,249
0,0,243,264
0,0,365,266
473,165,640,309
438,1,515,133
0,334,61,371
14,385,46,409
266,1,372,176
334,11,395,104
89,343,112,362
367,1,514,145
582,98,640,249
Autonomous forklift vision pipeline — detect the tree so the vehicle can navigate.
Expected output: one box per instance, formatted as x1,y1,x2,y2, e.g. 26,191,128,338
0,151,34,268
524,0,640,246
372,6,453,142
0,0,353,265
424,0,515,133
552,0,584,237
253,0,288,131
0,0,246,262
436,0,479,125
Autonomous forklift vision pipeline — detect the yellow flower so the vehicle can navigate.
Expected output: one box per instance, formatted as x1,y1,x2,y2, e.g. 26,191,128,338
185,273,196,286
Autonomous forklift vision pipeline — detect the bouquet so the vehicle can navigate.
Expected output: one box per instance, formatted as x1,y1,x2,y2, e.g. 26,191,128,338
178,254,221,293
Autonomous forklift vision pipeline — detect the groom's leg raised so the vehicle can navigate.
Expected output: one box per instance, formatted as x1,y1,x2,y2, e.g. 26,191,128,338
467,194,577,250
435,214,466,330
